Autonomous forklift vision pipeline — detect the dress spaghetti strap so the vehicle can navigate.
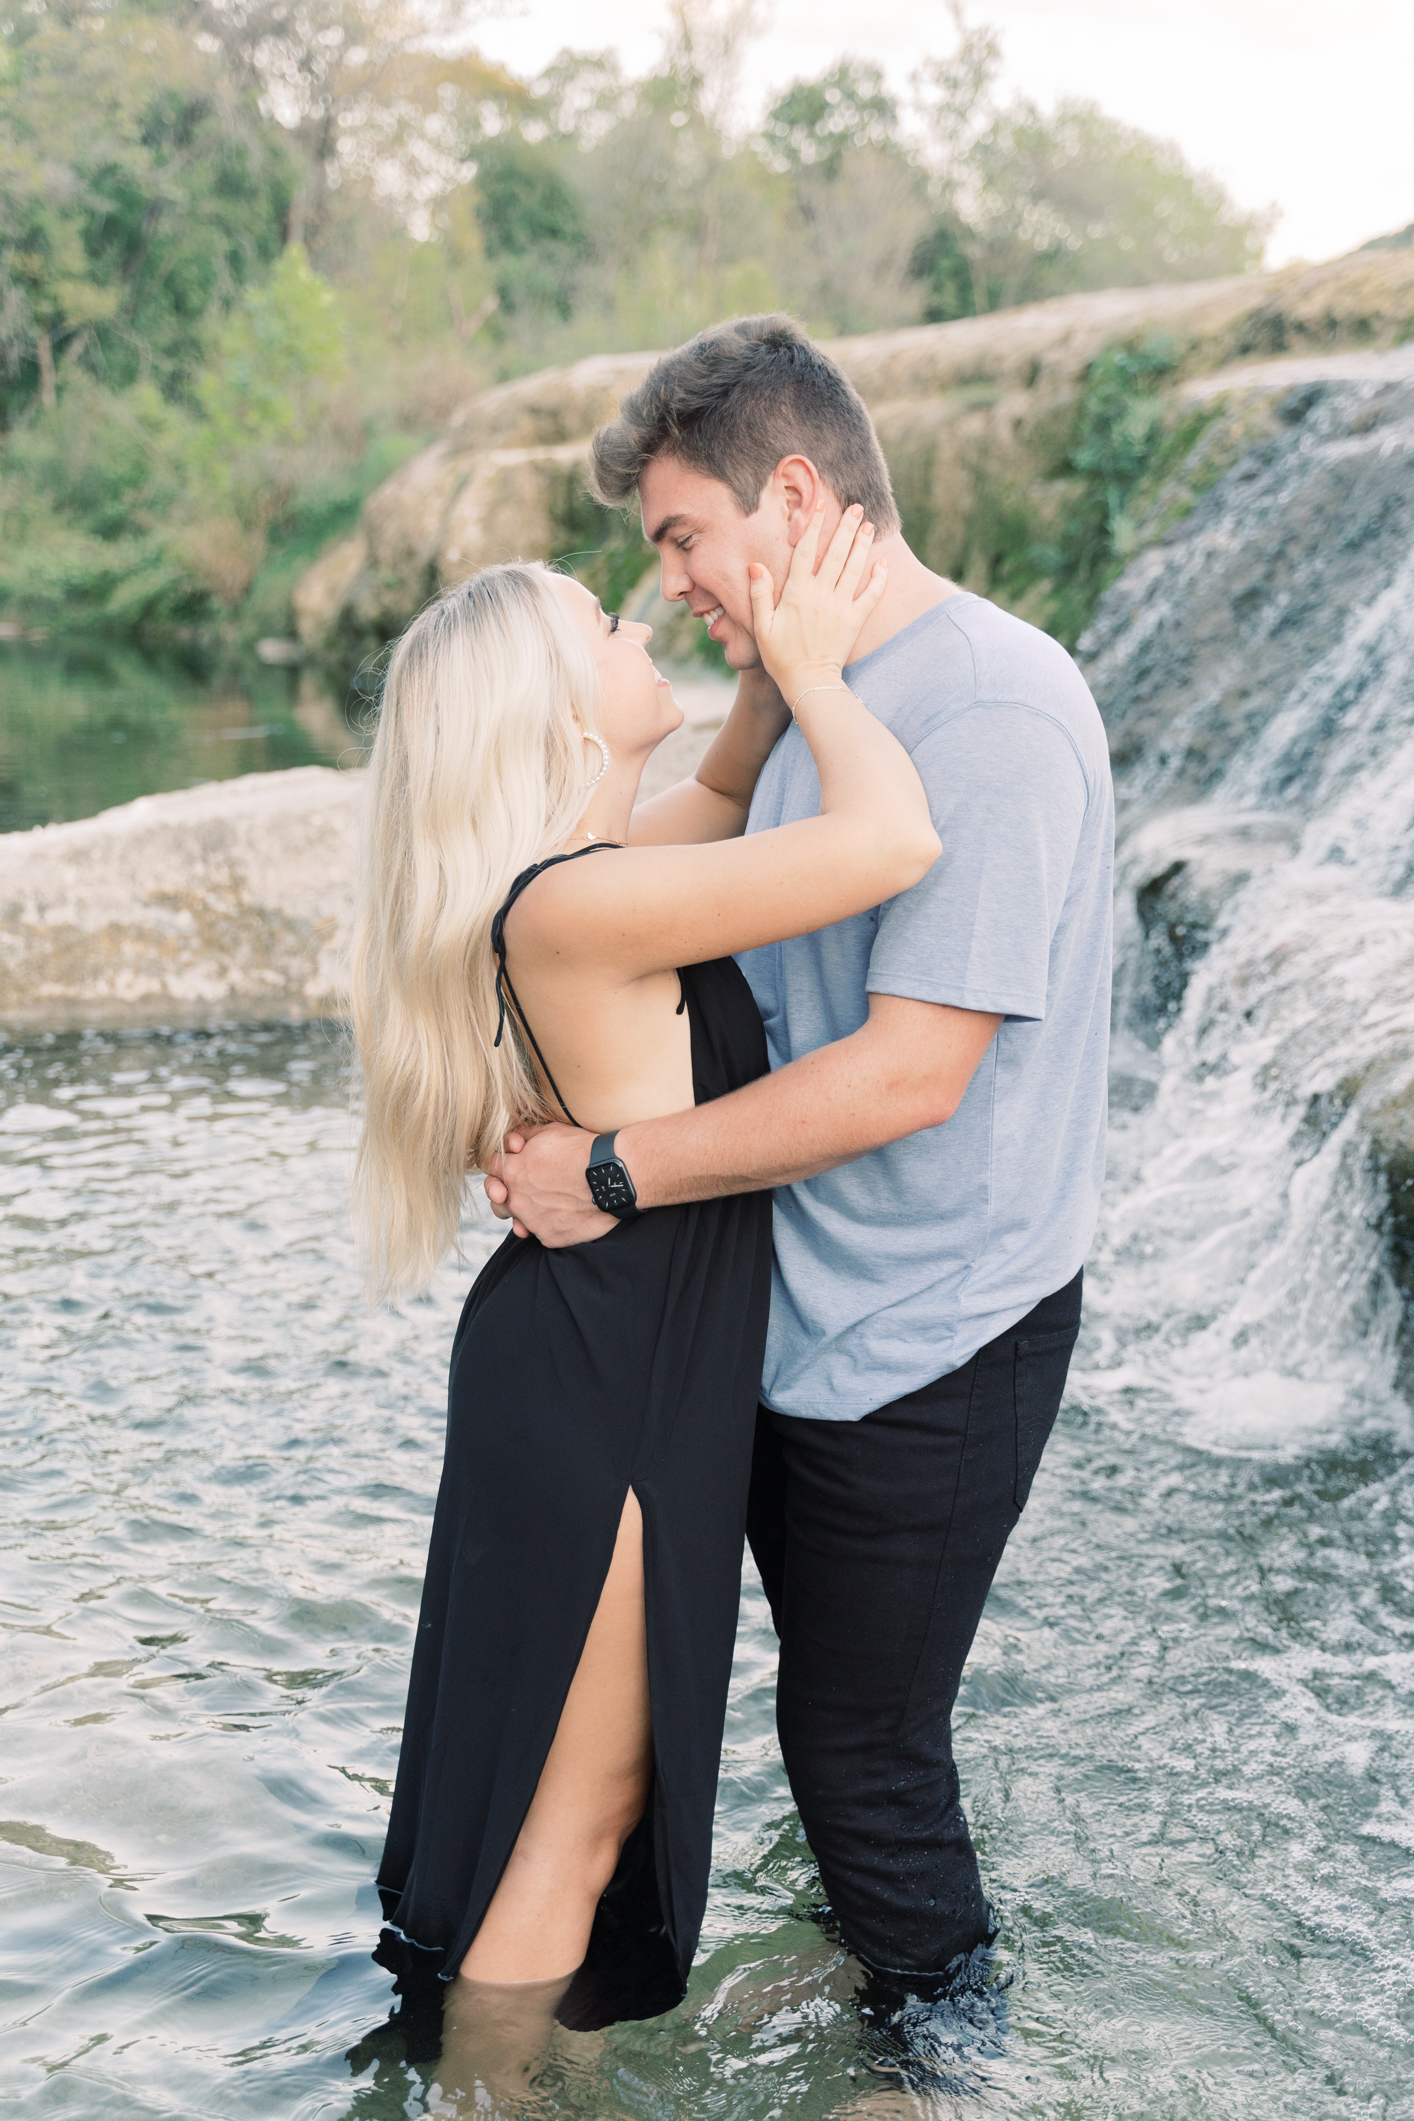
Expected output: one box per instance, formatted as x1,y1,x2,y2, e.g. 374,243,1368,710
490,844,620,1127
490,841,684,1129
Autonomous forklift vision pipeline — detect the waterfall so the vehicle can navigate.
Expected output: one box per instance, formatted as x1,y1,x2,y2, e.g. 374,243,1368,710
1077,358,1414,1451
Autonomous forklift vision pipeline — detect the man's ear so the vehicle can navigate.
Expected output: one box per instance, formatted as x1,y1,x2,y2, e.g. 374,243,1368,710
774,455,826,543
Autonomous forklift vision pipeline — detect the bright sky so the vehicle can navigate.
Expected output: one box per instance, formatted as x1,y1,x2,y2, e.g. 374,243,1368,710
472,0,1413,268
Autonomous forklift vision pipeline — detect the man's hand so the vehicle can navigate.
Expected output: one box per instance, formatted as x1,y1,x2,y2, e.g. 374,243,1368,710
484,1124,617,1247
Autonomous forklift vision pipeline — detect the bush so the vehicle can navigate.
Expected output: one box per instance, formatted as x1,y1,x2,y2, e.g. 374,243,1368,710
978,337,1225,649
0,377,205,633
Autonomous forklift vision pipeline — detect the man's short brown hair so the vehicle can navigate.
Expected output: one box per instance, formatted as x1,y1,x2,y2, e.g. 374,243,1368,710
589,313,899,532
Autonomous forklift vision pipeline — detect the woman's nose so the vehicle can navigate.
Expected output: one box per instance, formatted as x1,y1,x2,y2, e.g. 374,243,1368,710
625,620,653,646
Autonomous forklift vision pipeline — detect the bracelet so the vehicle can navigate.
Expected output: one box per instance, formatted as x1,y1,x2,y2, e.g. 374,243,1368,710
790,681,852,718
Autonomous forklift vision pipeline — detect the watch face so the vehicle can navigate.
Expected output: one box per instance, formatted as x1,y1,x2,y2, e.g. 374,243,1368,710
587,1158,637,1215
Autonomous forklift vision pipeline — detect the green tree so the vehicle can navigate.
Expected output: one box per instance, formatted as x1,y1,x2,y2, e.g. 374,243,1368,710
966,99,1270,309
80,82,293,397
196,241,346,459
527,47,633,147
194,0,523,253
910,9,1268,317
0,371,200,632
473,135,590,322
0,0,292,421
474,15,785,366
757,62,929,336
758,59,899,177
178,242,351,603
908,215,976,324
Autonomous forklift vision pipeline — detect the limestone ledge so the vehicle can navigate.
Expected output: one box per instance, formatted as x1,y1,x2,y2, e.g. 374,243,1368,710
0,685,732,1032
294,251,1414,659
0,768,363,1030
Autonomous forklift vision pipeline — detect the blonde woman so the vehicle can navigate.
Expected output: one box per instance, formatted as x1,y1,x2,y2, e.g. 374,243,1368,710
353,505,938,2047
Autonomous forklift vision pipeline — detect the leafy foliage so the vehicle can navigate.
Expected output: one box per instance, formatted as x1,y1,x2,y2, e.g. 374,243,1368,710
962,100,1270,313
979,338,1216,649
758,61,899,177
188,0,523,251
1069,341,1182,548
907,17,1270,322
196,244,347,461
0,0,292,418
474,137,591,321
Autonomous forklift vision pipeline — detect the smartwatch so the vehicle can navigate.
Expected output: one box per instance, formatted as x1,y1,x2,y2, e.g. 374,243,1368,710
586,1132,640,1220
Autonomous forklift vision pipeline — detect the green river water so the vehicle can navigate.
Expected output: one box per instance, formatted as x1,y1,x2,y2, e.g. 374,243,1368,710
0,643,360,835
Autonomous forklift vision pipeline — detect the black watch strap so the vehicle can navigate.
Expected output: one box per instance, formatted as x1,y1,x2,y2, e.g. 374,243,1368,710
586,1132,639,1220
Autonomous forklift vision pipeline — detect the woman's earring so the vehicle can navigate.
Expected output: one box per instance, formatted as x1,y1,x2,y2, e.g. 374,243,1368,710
583,731,610,791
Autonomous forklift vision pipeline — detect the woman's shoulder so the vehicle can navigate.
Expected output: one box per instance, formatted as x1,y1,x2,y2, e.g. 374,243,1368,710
500,843,626,949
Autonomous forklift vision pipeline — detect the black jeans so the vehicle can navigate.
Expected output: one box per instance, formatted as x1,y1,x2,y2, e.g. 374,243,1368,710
745,1269,1082,1978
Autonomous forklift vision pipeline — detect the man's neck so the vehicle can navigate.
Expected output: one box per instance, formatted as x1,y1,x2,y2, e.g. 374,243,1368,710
846,531,961,665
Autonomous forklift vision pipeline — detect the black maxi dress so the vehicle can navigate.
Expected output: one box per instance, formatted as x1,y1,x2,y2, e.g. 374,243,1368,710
375,848,773,2030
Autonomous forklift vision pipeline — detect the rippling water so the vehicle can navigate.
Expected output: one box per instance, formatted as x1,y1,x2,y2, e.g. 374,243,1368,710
3,1022,1413,2119
0,644,359,835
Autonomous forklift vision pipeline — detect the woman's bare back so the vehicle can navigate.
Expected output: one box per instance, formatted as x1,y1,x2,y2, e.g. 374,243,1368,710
499,851,696,1135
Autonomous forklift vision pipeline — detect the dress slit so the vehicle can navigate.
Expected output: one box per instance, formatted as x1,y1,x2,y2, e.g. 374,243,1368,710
444,1488,637,1977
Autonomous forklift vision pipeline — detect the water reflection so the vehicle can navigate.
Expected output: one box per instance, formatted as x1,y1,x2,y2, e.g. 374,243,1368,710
0,643,364,833
2,1024,1412,2117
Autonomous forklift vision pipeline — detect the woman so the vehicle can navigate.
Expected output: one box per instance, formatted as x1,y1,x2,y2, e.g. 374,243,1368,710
352,505,938,2062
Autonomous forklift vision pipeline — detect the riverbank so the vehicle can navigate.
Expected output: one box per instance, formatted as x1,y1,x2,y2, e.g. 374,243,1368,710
294,249,1414,668
0,672,730,1028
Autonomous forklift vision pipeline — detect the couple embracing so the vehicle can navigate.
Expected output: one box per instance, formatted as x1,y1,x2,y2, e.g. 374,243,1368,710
352,315,1113,2077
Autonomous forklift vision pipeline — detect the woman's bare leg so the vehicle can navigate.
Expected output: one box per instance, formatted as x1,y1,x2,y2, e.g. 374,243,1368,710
459,1487,653,1983
430,1969,575,2115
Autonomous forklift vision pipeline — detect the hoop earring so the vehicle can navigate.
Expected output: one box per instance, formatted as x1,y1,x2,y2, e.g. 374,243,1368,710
583,731,610,790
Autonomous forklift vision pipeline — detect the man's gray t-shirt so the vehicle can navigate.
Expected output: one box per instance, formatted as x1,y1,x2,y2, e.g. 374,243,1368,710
738,592,1113,1421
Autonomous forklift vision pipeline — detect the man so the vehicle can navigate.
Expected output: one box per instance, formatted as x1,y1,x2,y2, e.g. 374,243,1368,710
486,313,1113,1984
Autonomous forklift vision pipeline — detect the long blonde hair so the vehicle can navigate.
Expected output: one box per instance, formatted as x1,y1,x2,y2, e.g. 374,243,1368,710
351,562,602,1299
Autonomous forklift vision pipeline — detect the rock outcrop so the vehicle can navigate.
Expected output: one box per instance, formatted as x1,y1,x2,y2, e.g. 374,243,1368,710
294,252,1414,661
0,768,362,1027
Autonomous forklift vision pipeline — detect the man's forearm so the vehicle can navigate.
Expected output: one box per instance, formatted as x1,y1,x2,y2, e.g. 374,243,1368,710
617,1051,846,1207
616,1000,1001,1207
487,999,1001,1244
